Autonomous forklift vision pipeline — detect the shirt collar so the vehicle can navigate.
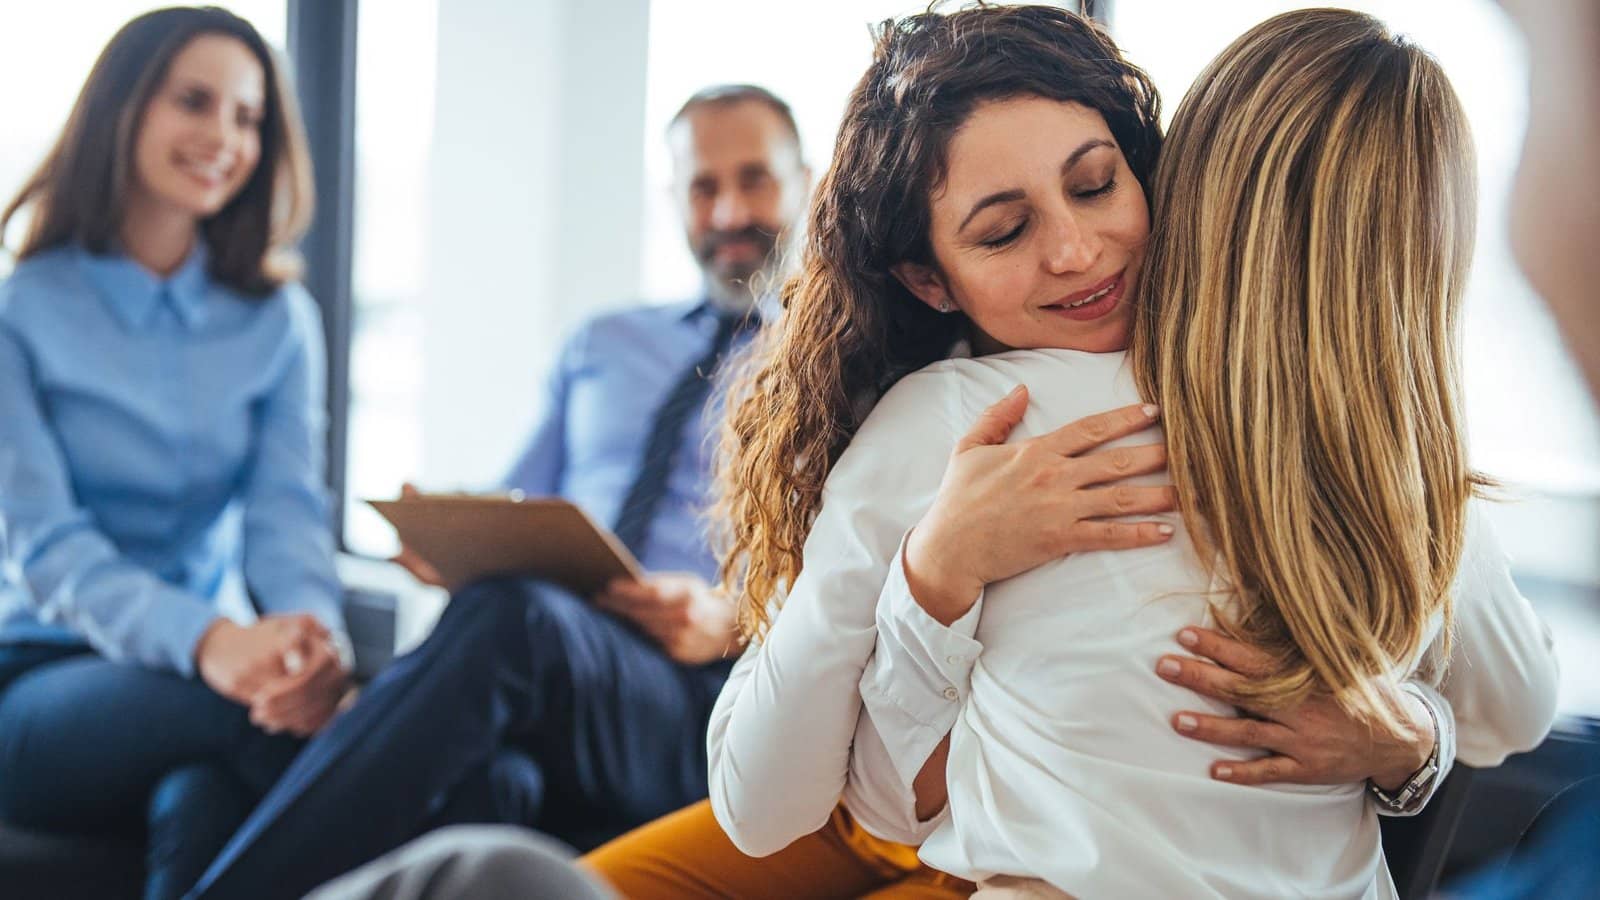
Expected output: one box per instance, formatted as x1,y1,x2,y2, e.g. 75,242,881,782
77,241,211,331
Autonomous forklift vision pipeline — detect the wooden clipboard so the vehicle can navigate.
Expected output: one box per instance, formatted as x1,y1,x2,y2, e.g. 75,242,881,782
367,494,643,597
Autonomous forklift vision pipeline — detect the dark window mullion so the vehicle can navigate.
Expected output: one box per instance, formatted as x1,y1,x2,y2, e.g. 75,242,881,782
287,0,359,547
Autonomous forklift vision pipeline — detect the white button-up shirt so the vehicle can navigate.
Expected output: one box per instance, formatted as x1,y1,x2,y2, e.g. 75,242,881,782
708,348,1559,898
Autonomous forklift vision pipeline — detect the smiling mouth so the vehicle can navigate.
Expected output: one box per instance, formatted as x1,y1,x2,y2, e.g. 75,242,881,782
1062,281,1115,309
175,155,233,187
1042,270,1126,321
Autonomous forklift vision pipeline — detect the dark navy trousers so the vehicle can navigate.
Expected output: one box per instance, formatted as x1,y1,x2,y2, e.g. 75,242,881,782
0,643,302,900
189,579,732,900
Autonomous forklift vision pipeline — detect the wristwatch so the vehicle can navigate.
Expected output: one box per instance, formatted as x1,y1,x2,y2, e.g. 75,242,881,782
1368,693,1441,814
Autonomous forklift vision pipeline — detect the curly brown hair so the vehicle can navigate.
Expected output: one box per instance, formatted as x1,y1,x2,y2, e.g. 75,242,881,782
714,4,1163,639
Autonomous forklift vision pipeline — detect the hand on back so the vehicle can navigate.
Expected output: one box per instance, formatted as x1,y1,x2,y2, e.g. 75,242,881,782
905,387,1177,625
1159,626,1435,791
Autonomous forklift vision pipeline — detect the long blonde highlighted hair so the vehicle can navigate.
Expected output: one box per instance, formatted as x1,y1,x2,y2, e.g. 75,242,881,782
1129,8,1481,730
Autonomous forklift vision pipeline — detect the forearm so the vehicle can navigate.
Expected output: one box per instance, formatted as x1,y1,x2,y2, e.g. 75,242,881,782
902,526,984,626
26,528,219,674
1373,681,1456,818
1440,503,1560,767
850,535,983,840
707,626,875,857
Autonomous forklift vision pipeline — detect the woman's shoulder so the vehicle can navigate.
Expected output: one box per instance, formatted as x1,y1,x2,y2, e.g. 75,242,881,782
212,277,324,340
0,245,87,326
865,359,972,436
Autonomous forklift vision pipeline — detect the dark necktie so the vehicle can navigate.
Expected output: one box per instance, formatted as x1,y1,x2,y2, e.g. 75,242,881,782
612,310,746,559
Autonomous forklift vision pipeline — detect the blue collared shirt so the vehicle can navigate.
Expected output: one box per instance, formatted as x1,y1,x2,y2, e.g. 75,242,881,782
502,299,758,579
0,243,345,676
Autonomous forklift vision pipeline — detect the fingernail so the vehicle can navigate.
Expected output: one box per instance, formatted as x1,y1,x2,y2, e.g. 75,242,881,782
1009,384,1026,397
1215,765,1233,780
1176,714,1198,732
1158,658,1182,677
1142,404,1160,418
1177,628,1198,647
1158,524,1175,536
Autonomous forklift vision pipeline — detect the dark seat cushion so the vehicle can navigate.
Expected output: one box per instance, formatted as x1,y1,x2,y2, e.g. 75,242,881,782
0,820,141,900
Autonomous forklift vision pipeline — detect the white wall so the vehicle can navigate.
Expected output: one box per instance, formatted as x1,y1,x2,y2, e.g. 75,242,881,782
419,0,649,489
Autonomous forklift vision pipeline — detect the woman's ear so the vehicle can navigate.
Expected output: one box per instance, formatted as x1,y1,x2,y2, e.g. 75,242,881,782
891,261,956,313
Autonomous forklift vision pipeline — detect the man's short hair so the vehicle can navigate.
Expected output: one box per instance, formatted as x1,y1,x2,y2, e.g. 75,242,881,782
668,84,802,157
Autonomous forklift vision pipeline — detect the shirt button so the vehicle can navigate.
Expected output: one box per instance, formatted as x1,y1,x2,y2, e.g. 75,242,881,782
942,686,959,701
947,655,963,665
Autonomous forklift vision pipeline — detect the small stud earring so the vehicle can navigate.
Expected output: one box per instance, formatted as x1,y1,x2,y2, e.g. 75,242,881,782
938,300,955,314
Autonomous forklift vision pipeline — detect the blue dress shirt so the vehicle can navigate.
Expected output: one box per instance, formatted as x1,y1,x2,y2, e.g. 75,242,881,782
0,242,345,677
502,299,757,579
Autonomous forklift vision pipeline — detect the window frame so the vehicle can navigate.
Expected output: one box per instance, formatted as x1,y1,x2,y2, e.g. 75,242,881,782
287,0,359,547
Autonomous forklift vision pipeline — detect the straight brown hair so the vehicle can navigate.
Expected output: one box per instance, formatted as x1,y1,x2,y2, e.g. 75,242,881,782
0,6,314,296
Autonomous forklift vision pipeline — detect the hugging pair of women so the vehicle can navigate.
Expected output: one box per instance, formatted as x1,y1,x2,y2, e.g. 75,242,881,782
583,6,1558,899
0,3,1558,898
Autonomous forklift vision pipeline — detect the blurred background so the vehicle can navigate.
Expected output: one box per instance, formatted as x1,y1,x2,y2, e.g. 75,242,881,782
1,0,1595,794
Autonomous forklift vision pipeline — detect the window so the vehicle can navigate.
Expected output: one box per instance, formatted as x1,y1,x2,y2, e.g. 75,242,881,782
1113,0,1600,505
1115,0,1600,716
637,1,1080,301
341,0,440,556
0,2,287,263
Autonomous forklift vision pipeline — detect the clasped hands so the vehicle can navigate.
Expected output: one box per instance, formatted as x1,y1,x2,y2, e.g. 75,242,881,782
195,614,351,738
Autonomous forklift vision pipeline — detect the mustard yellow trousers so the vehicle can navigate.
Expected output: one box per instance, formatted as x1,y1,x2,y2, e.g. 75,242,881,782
581,799,973,900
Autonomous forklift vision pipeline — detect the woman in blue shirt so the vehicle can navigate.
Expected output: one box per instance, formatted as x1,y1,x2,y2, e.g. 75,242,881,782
0,8,350,898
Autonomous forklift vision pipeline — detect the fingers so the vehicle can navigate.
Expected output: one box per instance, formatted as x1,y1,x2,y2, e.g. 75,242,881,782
1172,711,1293,754
252,638,336,709
1040,403,1160,457
954,385,1029,453
228,616,325,690
602,577,658,603
1175,626,1276,678
1077,484,1178,519
251,642,344,735
1211,756,1310,786
1071,443,1168,487
1062,520,1175,552
263,672,343,737
392,547,445,587
262,613,328,646
1156,654,1256,710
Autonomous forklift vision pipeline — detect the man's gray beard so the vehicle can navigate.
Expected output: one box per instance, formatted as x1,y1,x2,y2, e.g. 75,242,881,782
704,261,785,314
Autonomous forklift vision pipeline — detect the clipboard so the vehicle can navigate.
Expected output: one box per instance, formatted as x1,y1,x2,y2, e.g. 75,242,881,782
366,494,643,597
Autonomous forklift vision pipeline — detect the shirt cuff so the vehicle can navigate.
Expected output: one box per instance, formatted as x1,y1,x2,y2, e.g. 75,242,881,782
163,601,224,679
1377,680,1457,818
858,532,985,789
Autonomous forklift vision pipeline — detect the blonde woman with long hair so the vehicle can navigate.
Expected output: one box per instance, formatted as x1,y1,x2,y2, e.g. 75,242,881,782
681,6,1559,900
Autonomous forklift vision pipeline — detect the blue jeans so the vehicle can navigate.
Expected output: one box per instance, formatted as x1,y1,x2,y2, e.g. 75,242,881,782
189,579,733,900
0,643,302,900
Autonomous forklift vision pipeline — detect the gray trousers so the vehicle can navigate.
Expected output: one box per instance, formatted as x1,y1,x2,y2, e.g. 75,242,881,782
305,825,615,900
